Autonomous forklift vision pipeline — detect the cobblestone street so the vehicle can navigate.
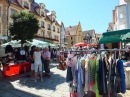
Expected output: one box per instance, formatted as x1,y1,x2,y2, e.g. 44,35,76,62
0,62,130,97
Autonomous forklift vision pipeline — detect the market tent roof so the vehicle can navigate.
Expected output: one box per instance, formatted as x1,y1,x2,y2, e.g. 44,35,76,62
49,44,59,48
98,29,130,44
1,40,21,47
26,39,49,47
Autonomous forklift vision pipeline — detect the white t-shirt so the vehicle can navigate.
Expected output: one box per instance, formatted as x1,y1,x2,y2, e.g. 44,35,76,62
20,50,25,55
34,51,42,65
57,51,60,56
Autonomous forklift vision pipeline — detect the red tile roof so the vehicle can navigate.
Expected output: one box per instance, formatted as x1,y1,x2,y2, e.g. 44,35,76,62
9,0,60,24
65,25,78,36
10,0,23,8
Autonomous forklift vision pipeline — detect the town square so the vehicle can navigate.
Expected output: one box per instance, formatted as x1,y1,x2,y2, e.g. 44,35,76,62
0,0,130,97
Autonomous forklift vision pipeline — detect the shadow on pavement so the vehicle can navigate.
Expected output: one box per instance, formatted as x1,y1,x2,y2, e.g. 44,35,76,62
18,70,65,90
0,76,43,97
0,63,66,97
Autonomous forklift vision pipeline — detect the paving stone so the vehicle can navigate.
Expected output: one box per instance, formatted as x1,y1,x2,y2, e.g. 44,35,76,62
54,90,64,94
13,90,24,96
50,92,62,97
20,94,33,97
1,92,15,97
0,89,6,95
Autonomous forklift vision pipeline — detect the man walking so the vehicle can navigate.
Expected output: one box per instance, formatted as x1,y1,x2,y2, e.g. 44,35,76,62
29,45,36,78
43,47,51,78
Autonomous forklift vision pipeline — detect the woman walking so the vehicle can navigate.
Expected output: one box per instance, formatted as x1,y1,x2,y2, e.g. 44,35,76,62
33,47,43,82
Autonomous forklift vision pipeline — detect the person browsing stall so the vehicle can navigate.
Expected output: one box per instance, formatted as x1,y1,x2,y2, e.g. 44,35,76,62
43,47,51,78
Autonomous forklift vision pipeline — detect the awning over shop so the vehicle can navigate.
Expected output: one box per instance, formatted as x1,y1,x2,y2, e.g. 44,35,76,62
98,29,130,44
121,32,130,40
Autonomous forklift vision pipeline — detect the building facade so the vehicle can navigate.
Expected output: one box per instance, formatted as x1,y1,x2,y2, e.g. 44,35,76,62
82,29,97,44
65,22,83,48
113,4,127,30
58,21,67,47
0,0,61,46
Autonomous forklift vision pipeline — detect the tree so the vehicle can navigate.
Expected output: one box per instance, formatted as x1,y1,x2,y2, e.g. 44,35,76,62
9,12,39,47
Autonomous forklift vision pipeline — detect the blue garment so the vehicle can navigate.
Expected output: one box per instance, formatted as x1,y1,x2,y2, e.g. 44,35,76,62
66,66,73,82
117,60,126,93
77,59,82,92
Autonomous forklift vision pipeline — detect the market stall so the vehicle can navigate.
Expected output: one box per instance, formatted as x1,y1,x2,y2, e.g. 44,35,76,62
99,29,130,89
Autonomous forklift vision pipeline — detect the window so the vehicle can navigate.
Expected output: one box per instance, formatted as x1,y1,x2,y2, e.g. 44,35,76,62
24,1,28,7
11,9,17,15
0,7,1,17
54,35,58,40
57,28,59,32
53,18,55,22
53,26,55,31
47,24,51,29
41,11,44,16
119,13,124,19
42,6,44,9
0,23,1,33
47,33,51,38
71,37,73,40
41,21,44,27
60,28,62,32
41,31,44,36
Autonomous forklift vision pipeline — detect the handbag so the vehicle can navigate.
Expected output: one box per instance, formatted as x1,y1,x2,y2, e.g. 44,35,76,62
49,59,52,63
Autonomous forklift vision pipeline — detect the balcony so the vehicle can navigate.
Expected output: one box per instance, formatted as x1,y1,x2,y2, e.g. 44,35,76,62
48,28,51,30
41,14,45,17
0,16,1,22
24,5,29,9
35,35,59,42
41,26,45,28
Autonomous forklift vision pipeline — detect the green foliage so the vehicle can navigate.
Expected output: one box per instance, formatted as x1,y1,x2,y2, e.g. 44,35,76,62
9,12,39,45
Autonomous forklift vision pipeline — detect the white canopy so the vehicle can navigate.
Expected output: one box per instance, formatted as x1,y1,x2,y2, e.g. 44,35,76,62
1,39,49,48
1,40,22,47
26,39,49,47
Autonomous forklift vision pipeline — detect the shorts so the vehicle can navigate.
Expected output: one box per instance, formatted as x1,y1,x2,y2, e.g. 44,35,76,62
35,64,42,72
31,63,35,70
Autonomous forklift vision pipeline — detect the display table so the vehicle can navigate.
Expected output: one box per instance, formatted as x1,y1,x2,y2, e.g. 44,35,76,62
2,62,31,77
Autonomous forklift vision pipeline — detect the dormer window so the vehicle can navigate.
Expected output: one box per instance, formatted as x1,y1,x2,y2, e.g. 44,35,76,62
57,28,59,33
24,2,29,9
41,11,44,17
42,6,44,9
53,18,55,22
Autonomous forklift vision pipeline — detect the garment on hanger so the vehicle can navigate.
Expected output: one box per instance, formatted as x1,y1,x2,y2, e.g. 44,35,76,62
98,57,108,95
117,60,126,93
88,56,96,92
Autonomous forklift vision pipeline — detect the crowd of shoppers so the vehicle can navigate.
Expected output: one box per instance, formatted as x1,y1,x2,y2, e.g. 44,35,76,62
29,45,98,82
29,46,51,82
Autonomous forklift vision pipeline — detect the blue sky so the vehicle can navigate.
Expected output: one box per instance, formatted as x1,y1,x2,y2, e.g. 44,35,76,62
37,0,118,33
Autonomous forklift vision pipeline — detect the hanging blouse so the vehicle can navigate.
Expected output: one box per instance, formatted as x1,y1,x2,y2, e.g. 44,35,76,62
88,57,96,91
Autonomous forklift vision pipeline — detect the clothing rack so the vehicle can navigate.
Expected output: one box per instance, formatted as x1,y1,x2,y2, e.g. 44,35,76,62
65,49,128,97
64,49,129,52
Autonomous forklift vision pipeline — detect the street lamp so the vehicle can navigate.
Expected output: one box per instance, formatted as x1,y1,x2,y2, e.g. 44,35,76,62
6,0,11,41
